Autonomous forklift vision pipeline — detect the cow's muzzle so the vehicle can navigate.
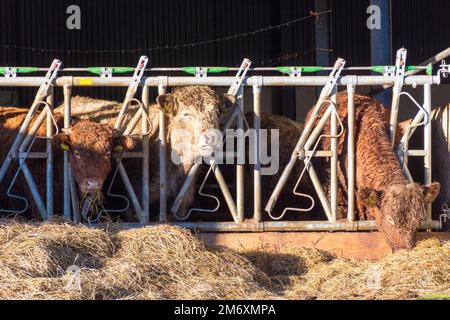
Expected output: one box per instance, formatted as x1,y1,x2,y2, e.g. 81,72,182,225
80,178,104,193
198,131,222,157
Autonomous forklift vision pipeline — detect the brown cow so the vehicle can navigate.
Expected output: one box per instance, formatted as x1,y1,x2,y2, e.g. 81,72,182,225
0,105,134,218
53,86,235,218
306,92,440,250
56,121,135,194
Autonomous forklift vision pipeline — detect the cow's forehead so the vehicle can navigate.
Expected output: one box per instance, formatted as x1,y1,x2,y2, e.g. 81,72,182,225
173,86,220,110
70,122,113,149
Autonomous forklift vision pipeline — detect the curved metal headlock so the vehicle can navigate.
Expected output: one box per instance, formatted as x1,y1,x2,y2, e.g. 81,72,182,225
170,58,252,222
0,59,62,219
269,99,345,220
265,58,346,221
78,56,151,224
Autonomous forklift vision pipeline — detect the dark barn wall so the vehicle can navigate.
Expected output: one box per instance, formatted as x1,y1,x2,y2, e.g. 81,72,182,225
0,0,449,116
0,0,317,111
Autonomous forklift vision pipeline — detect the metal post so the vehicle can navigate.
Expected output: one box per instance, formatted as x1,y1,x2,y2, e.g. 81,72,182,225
253,81,262,222
236,86,245,223
141,85,150,223
370,0,392,105
63,85,72,220
347,85,355,222
46,87,54,218
423,83,432,221
330,88,338,222
69,168,81,223
158,78,168,222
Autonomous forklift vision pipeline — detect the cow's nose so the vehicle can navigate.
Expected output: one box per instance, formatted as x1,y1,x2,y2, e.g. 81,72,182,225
199,131,221,148
85,178,102,191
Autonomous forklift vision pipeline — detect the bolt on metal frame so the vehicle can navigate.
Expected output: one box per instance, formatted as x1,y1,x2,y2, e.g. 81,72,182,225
0,61,446,231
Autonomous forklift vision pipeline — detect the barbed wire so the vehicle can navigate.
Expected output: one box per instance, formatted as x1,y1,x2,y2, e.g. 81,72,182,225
0,9,331,54
255,48,333,66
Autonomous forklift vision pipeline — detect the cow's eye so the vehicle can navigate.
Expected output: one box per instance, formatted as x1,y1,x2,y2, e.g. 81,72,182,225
74,150,81,159
181,111,191,119
105,151,111,158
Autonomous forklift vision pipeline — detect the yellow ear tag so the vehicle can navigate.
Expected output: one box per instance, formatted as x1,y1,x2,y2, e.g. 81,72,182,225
164,102,171,114
60,143,70,151
113,145,124,153
367,194,377,207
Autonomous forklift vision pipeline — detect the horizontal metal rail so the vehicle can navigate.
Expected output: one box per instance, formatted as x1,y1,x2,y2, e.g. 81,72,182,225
89,219,440,232
2,66,431,73
0,75,440,87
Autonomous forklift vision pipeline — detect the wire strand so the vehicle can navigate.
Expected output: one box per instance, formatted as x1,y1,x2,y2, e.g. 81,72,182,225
0,10,332,54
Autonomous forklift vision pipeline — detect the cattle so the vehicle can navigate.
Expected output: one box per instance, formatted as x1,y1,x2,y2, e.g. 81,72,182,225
305,92,440,250
55,121,135,194
399,104,450,227
53,86,235,219
0,104,135,218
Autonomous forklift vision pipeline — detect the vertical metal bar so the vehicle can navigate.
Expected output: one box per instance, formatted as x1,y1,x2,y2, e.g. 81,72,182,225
423,83,432,220
69,168,81,223
330,88,338,222
158,81,168,222
63,85,72,220
253,83,262,222
390,85,401,146
347,85,355,222
236,86,245,223
141,85,150,223
46,87,54,218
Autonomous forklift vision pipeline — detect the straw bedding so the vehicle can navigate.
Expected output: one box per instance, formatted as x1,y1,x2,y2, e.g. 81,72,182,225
0,219,448,300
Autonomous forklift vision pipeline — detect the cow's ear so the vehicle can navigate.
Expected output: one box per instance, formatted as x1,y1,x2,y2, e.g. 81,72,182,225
54,130,72,151
422,182,440,203
359,188,381,208
156,94,175,114
70,116,81,126
220,94,236,112
113,135,135,153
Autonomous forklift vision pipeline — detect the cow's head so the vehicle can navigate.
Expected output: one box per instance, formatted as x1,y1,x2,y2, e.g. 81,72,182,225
360,182,440,250
157,86,235,170
56,120,135,194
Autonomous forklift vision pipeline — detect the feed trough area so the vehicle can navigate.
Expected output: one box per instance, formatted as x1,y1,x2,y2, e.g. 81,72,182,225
0,0,449,303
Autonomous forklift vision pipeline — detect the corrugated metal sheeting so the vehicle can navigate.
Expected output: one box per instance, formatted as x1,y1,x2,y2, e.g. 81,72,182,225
0,0,316,109
330,0,371,66
392,0,450,65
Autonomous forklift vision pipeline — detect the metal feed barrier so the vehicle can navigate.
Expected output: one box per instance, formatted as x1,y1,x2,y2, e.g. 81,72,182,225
0,49,449,232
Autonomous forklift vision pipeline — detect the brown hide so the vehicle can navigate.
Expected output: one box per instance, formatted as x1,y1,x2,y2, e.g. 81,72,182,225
306,92,440,250
0,107,64,218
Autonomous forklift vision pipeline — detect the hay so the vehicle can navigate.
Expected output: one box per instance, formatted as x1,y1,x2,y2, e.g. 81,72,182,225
90,226,270,299
0,222,271,300
242,239,450,300
0,220,448,300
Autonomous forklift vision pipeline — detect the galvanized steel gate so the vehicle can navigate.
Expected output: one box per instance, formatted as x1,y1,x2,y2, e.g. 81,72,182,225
0,52,448,231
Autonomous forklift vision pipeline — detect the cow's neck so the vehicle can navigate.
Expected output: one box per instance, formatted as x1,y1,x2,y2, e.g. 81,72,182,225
356,107,409,190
